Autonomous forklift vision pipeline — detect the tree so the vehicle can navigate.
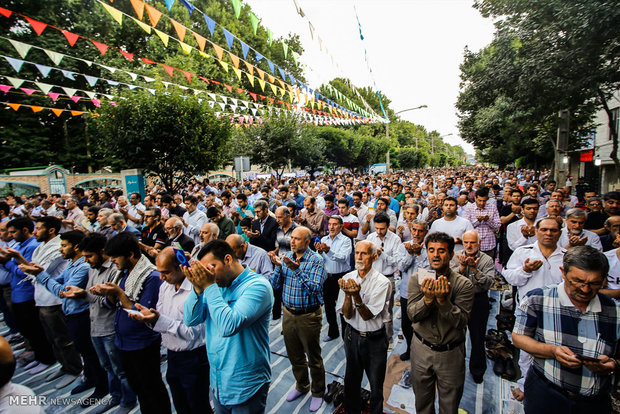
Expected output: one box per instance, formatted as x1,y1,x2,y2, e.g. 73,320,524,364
89,89,231,190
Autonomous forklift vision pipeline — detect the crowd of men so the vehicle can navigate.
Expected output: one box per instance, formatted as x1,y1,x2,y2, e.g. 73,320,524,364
0,167,617,414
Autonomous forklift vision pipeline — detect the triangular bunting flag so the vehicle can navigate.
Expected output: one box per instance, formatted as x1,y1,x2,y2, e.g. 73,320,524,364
5,77,24,89
133,17,151,33
120,50,134,61
143,76,155,82
203,14,216,36
8,40,32,59
198,50,210,59
161,64,175,77
154,29,169,47
193,32,206,51
257,78,265,91
218,102,226,111
106,79,119,86
145,4,162,27
81,59,93,67
278,67,286,81
218,60,229,72
277,79,285,89
182,71,192,82
180,0,194,15
212,43,224,61
224,84,233,93
62,87,77,97
256,67,265,81
269,83,277,95
0,85,10,93
170,19,186,42
222,28,234,50
91,99,101,108
130,0,145,20
228,52,240,69
147,88,156,95
70,110,84,116
164,0,175,11
72,95,82,102
8,103,21,111
244,61,254,76
91,40,109,55
44,49,64,65
282,43,288,59
179,42,192,55
35,82,53,94
25,17,47,35
0,7,12,18
207,93,217,101
240,41,250,59
249,12,259,35
255,51,263,61
4,56,24,73
141,58,154,65
30,105,43,113
232,67,241,81
102,3,123,25
245,72,254,86
126,72,138,81
267,74,275,84
127,84,139,90
83,75,98,86
231,0,241,18
267,60,275,74
51,108,64,117
61,70,76,80
267,29,273,45
35,64,52,77
21,88,36,96
48,92,60,102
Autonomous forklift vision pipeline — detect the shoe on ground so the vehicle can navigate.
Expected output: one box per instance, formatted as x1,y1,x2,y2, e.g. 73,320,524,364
493,358,506,377
322,335,337,342
80,390,109,408
270,318,280,326
286,389,307,402
472,373,484,384
54,374,79,389
71,380,95,395
45,368,65,382
23,360,39,371
399,351,410,361
503,357,516,380
324,381,340,403
29,363,50,375
309,396,323,412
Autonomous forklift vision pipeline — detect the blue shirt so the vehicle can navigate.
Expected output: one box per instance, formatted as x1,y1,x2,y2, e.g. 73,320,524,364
293,193,305,210
5,236,39,303
373,196,400,215
111,270,162,351
271,248,326,310
0,240,17,285
36,256,90,315
183,267,273,405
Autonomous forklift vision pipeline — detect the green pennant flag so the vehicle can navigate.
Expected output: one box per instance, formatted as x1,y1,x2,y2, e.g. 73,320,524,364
282,42,288,59
291,52,298,65
249,12,259,35
267,28,273,45
231,0,241,18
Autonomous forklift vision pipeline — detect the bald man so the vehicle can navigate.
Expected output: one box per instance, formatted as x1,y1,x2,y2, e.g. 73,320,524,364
0,336,44,413
225,234,273,278
164,218,195,253
190,223,219,261
130,247,210,414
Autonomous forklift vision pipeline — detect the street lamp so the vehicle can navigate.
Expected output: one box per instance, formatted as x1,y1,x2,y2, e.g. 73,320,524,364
385,105,428,173
432,133,453,154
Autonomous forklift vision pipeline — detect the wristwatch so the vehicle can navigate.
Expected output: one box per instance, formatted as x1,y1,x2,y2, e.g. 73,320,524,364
354,302,364,308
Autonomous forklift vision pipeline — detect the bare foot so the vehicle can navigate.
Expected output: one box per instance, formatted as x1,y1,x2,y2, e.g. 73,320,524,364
512,387,524,401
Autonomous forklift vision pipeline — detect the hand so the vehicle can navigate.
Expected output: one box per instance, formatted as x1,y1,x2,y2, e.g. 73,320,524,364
477,215,485,222
522,258,543,273
18,262,45,275
349,207,358,215
314,241,323,252
366,212,375,222
397,225,405,234
482,215,490,221
582,354,616,375
282,256,300,271
245,229,260,239
129,303,160,325
457,254,468,273
511,205,522,215
268,251,281,266
434,276,451,304
520,225,535,238
338,278,360,295
0,247,20,258
552,345,581,369
467,256,480,271
420,278,435,305
568,234,588,247
90,282,122,297
182,259,216,294
376,246,383,256
321,242,330,253
62,219,75,226
454,237,462,245
60,285,86,299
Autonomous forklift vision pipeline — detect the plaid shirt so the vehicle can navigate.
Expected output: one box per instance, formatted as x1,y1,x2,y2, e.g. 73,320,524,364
270,248,326,310
514,283,620,396
463,202,500,251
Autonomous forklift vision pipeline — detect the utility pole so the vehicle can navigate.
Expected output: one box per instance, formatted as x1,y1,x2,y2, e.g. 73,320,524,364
385,105,428,173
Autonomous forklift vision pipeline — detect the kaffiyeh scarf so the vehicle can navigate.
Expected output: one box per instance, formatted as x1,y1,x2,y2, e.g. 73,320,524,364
113,254,155,302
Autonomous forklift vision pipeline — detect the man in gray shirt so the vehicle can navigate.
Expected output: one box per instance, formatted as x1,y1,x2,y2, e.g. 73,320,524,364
226,234,274,278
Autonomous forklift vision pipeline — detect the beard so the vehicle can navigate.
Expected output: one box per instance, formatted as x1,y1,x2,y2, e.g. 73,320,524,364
354,261,365,270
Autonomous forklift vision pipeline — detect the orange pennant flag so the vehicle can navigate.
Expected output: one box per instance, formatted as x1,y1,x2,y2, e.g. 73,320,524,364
182,71,192,82
193,32,206,52
25,17,47,36
145,4,162,27
228,52,240,69
267,74,275,84
244,61,254,76
91,40,109,55
51,108,64,117
277,79,285,89
211,43,224,61
70,110,84,116
30,105,43,113
170,19,186,42
62,30,79,47
161,64,175,77
130,0,145,20
8,103,21,111
120,50,134,61
256,67,265,81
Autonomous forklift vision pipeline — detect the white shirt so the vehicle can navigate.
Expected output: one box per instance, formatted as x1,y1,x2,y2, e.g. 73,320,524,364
366,231,411,276
604,249,620,290
30,236,67,307
354,204,369,241
0,382,45,413
336,268,391,332
127,202,145,228
152,278,205,352
506,218,537,252
320,232,352,274
183,209,207,245
558,228,602,251
429,216,474,251
400,247,428,299
503,242,565,300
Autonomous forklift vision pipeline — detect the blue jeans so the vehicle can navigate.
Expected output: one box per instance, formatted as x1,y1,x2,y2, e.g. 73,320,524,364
91,334,136,408
213,382,269,414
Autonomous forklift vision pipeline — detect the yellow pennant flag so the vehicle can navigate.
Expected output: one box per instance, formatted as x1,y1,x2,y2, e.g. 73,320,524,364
154,29,169,47
179,41,192,55
170,19,186,42
277,79,285,89
218,60,229,72
288,90,294,101
232,67,242,80
130,0,145,20
244,61,254,76
133,17,151,33
279,88,286,98
198,50,210,59
269,83,277,95
193,32,206,52
212,43,224,61
228,52,240,69
245,73,254,86
102,3,123,25
258,78,266,91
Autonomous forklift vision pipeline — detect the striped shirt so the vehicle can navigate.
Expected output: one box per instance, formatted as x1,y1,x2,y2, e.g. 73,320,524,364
270,248,326,311
463,201,501,251
514,283,620,396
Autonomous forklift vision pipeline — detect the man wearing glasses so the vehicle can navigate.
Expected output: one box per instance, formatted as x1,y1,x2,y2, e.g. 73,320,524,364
513,246,620,413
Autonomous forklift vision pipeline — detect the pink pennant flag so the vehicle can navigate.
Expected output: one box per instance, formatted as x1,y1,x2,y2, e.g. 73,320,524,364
0,85,11,93
71,96,81,103
21,88,36,95
91,98,101,108
48,92,60,102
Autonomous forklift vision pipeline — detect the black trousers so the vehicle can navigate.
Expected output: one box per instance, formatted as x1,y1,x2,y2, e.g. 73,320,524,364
468,291,490,377
343,324,388,414
272,286,282,320
167,346,212,414
322,272,346,339
0,284,18,333
400,297,413,354
39,305,83,375
120,339,171,414
12,300,55,364
65,310,108,393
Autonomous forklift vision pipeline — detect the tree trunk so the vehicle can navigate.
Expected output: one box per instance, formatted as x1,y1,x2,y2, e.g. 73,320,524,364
597,89,620,177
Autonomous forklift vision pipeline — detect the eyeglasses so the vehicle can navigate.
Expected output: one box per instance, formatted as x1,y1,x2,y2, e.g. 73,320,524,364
566,277,603,289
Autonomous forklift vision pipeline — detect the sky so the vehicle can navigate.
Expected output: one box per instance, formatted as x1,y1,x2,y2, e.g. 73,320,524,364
244,0,497,154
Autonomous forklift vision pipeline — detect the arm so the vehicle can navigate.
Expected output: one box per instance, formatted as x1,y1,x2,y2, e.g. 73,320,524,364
289,257,326,296
152,311,204,343
488,208,501,231
407,273,433,322
324,237,352,264
183,288,208,327
472,255,496,291
507,222,530,251
185,213,207,240
37,263,89,298
502,250,534,287
270,263,284,290
436,277,474,330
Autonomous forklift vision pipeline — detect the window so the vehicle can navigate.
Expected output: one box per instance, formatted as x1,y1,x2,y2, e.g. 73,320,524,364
611,107,619,141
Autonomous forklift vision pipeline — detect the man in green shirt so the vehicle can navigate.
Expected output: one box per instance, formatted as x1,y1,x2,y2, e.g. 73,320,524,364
206,207,236,240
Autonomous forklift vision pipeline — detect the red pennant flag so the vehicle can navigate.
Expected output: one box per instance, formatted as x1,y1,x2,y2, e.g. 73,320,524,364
249,92,257,101
91,40,109,55
0,7,12,18
224,84,233,93
211,80,220,85
182,71,192,82
51,108,64,117
198,76,210,84
161,64,174,77
268,98,274,104
25,17,47,35
285,103,291,110
62,30,79,46
141,57,155,65
259,95,265,100
120,50,134,61
8,103,21,111
236,88,244,94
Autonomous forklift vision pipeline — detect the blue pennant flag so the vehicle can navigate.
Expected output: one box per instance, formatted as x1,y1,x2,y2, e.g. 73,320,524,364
267,60,275,74
83,75,98,87
4,56,24,73
179,0,194,15
289,74,295,85
35,63,52,77
240,41,250,59
203,14,216,36
164,0,175,11
222,28,235,50
61,69,76,80
255,51,264,61
278,67,286,81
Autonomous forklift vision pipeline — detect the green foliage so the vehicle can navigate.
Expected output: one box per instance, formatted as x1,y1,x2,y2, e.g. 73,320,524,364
89,89,231,190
